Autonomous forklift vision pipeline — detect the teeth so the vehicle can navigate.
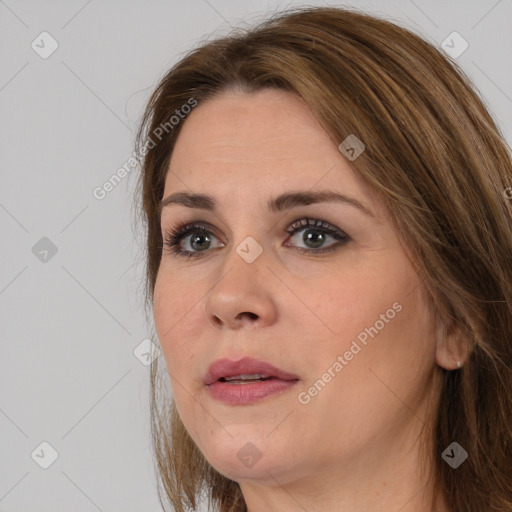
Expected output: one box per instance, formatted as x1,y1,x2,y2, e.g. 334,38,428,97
224,374,270,381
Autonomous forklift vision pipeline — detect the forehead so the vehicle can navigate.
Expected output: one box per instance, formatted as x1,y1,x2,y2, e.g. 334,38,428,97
168,89,332,170
162,88,378,211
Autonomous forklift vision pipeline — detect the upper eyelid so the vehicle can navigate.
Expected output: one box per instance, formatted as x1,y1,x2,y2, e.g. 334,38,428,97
165,218,346,237
162,214,347,232
286,218,344,233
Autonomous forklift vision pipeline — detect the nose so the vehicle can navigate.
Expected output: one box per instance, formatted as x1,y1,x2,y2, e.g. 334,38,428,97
203,241,278,330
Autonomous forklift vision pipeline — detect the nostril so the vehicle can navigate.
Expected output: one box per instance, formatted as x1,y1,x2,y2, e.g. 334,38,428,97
237,312,258,320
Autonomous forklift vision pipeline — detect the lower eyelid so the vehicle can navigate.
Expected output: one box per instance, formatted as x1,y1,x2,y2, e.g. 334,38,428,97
172,234,345,258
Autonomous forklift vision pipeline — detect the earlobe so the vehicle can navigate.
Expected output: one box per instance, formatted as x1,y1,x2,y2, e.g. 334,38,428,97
434,317,471,371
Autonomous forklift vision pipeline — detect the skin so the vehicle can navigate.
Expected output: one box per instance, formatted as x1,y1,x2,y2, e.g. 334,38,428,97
153,88,465,511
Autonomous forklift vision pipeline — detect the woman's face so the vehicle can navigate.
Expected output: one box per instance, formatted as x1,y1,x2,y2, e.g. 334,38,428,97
153,88,442,489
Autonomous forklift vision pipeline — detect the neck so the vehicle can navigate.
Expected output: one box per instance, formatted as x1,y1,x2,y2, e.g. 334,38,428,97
240,441,450,512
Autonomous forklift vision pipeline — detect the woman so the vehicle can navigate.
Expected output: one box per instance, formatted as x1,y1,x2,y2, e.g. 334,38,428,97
134,6,512,512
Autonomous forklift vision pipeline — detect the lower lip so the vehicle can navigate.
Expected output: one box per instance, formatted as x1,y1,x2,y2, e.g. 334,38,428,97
207,379,299,404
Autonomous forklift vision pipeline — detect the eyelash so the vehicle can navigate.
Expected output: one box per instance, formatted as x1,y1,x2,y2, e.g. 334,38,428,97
162,218,350,260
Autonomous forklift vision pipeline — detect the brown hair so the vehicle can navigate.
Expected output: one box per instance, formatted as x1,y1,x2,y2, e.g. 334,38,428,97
134,6,512,511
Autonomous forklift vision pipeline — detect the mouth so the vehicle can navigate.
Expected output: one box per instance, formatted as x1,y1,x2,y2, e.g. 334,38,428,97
203,357,300,404
218,374,275,384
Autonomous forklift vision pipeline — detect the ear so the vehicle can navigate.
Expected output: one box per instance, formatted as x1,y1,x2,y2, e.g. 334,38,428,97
435,316,471,370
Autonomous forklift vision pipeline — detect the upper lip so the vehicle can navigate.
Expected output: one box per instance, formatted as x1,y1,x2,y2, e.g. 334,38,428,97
203,356,300,386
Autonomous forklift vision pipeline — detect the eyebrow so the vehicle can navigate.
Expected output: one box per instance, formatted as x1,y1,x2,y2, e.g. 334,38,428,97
158,190,375,217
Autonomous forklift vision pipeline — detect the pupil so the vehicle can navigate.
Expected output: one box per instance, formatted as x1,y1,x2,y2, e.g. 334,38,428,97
305,230,324,248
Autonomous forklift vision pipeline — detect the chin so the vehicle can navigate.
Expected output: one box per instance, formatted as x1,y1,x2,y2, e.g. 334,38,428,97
192,427,284,477
208,449,291,484
207,433,312,489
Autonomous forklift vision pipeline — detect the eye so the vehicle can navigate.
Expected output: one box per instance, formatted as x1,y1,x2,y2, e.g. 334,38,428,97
163,222,223,260
284,218,350,254
162,218,350,260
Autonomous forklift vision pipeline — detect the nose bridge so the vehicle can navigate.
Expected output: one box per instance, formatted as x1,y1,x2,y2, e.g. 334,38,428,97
218,202,267,266
220,230,266,289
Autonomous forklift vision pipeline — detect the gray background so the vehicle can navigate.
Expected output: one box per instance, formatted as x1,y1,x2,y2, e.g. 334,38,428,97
1,1,511,511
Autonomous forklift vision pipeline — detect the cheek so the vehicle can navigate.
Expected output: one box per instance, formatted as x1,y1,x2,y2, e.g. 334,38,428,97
153,278,206,428
297,288,436,452
311,263,398,341
324,282,436,411
153,273,204,374
311,253,434,375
